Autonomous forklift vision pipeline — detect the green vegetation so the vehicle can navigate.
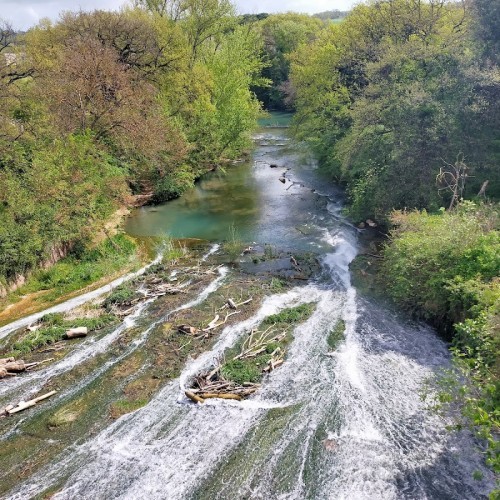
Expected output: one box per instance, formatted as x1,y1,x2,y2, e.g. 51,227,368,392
250,14,323,110
289,0,500,223
23,236,135,298
109,398,149,418
8,312,117,356
103,284,140,311
0,3,264,290
222,224,244,263
262,302,315,325
383,203,499,476
327,319,345,350
221,358,263,385
221,303,316,385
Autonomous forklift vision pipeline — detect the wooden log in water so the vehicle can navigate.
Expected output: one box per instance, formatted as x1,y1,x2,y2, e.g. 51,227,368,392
64,327,88,339
185,391,205,404
1,361,26,372
6,390,57,415
200,393,242,401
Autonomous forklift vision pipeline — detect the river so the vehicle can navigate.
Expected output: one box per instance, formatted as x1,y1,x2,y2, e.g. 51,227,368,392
2,114,494,498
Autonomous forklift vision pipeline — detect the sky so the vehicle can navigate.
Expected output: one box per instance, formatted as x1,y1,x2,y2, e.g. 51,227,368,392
1,0,358,31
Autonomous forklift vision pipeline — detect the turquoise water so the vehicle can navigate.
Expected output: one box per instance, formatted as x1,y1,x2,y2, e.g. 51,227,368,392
125,114,336,249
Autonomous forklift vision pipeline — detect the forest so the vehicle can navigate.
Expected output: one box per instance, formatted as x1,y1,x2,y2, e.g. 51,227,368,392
0,0,498,489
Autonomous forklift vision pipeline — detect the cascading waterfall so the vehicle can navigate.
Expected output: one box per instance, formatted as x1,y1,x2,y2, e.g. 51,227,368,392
8,231,493,499
3,123,494,499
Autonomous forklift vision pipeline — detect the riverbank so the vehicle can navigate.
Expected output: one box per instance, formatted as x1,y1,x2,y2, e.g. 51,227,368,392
0,234,142,328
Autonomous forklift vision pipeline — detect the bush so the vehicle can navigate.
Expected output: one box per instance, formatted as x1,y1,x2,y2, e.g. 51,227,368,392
382,202,499,474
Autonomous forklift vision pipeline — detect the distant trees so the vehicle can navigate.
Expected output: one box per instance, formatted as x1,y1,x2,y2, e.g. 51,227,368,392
290,0,500,221
312,10,348,21
252,14,323,110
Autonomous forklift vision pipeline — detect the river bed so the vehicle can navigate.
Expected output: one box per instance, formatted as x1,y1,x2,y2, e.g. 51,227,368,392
0,115,494,499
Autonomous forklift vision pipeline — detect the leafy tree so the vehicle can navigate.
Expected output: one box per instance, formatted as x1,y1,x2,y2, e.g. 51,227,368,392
254,14,324,110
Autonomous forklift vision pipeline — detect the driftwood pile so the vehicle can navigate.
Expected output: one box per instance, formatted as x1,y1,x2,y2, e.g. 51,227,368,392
0,356,54,379
1,390,57,416
178,297,253,340
185,323,287,404
186,366,260,403
111,281,187,317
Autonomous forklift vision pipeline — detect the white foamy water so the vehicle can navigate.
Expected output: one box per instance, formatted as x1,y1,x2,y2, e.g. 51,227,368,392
0,261,228,441
8,230,493,499
3,127,494,499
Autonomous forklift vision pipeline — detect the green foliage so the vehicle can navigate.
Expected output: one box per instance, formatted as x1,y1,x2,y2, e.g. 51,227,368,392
9,235,137,303
383,203,499,476
103,284,139,311
222,224,244,263
221,358,263,385
382,204,499,324
254,13,324,110
152,165,196,203
263,303,315,325
0,6,263,292
327,319,346,350
289,0,500,222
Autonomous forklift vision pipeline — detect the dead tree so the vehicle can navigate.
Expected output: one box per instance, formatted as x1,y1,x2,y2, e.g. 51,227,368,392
436,154,468,210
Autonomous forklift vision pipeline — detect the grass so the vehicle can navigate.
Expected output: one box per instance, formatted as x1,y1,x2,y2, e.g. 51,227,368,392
2,235,138,307
223,224,245,263
103,283,140,311
327,319,346,350
221,359,263,385
158,235,189,265
109,398,148,419
262,303,316,325
269,277,288,292
7,312,117,356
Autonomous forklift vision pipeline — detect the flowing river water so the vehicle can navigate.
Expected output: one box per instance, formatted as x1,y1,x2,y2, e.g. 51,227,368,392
1,114,495,498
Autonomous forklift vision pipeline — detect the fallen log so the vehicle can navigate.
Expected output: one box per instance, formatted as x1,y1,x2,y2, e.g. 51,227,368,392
200,393,242,401
0,357,15,364
263,359,284,373
205,314,220,330
25,358,55,371
2,361,26,372
39,342,65,353
0,368,16,379
64,327,88,339
227,298,237,310
185,391,205,404
235,297,253,308
6,390,57,415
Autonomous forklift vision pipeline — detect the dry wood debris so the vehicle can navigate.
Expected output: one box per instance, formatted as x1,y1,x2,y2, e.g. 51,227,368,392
185,322,287,404
0,357,53,378
177,297,252,340
1,390,57,416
